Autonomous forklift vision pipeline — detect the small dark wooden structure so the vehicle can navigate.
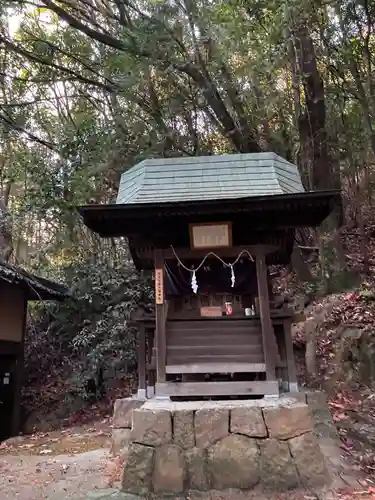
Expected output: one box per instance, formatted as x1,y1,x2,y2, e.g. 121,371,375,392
0,261,69,440
79,153,341,398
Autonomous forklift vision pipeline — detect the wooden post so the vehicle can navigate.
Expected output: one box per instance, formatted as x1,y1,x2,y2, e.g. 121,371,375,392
283,319,298,392
255,252,277,382
154,249,166,384
146,327,155,398
137,325,146,398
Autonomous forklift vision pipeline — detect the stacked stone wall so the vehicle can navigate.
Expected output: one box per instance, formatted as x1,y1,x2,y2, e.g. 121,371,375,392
119,399,330,494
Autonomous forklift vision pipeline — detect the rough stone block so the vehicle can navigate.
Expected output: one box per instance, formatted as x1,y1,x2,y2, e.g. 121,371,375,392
306,391,335,433
314,422,339,440
173,410,195,449
259,439,299,490
207,434,260,489
111,428,131,457
185,447,208,491
153,444,185,493
131,409,172,446
230,407,267,438
306,390,328,409
311,407,335,425
113,398,143,429
306,391,331,418
289,432,330,487
263,404,312,440
195,408,229,448
289,392,307,404
122,443,154,494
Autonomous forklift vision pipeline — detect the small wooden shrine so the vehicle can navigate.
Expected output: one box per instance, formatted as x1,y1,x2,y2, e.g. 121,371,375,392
0,261,69,440
79,153,341,399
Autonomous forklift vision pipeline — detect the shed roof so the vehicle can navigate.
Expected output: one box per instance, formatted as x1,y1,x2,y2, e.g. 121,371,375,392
0,261,70,301
116,153,305,205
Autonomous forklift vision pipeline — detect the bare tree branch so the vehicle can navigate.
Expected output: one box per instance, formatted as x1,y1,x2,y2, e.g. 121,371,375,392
0,107,58,151
0,36,115,92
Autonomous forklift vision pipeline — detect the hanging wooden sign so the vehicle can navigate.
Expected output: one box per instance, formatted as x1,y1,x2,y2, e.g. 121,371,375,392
189,222,232,249
155,268,164,304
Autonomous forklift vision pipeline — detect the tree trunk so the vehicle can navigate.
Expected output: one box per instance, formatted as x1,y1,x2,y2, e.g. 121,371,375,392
294,24,334,191
291,244,314,283
290,21,346,292
0,190,13,262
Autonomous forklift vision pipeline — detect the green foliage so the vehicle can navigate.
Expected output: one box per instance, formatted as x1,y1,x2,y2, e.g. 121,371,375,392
24,243,153,398
0,0,374,409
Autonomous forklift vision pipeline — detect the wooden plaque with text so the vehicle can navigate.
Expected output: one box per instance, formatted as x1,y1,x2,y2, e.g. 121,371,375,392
189,222,232,249
155,268,164,305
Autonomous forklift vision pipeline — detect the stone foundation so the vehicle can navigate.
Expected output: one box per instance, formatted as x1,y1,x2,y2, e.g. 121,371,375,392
119,397,330,494
111,397,144,458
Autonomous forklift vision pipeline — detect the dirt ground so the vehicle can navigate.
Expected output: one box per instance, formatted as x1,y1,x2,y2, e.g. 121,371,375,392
0,421,122,500
0,449,112,500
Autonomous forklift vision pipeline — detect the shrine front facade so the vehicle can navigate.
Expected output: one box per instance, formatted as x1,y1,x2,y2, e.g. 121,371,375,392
79,152,341,399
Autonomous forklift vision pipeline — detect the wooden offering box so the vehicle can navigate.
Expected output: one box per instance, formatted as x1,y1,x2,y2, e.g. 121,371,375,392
200,306,223,317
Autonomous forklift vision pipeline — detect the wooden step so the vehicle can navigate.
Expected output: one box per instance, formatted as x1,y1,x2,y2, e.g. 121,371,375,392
167,354,264,365
155,380,279,397
168,321,260,333
168,334,262,347
166,362,266,374
167,344,263,357
169,328,261,337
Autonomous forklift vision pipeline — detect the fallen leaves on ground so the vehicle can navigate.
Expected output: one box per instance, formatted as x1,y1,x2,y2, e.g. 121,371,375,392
290,288,375,478
104,455,124,488
336,486,375,499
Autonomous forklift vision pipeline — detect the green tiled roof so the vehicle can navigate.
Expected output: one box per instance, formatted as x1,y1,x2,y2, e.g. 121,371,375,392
116,153,305,205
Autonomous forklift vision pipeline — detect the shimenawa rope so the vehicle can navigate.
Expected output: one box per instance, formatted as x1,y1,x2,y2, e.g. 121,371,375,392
170,245,254,294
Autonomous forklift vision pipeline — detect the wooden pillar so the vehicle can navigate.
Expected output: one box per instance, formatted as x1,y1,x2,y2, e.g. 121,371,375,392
154,249,166,384
137,325,146,398
283,319,298,392
146,327,155,398
255,252,277,382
